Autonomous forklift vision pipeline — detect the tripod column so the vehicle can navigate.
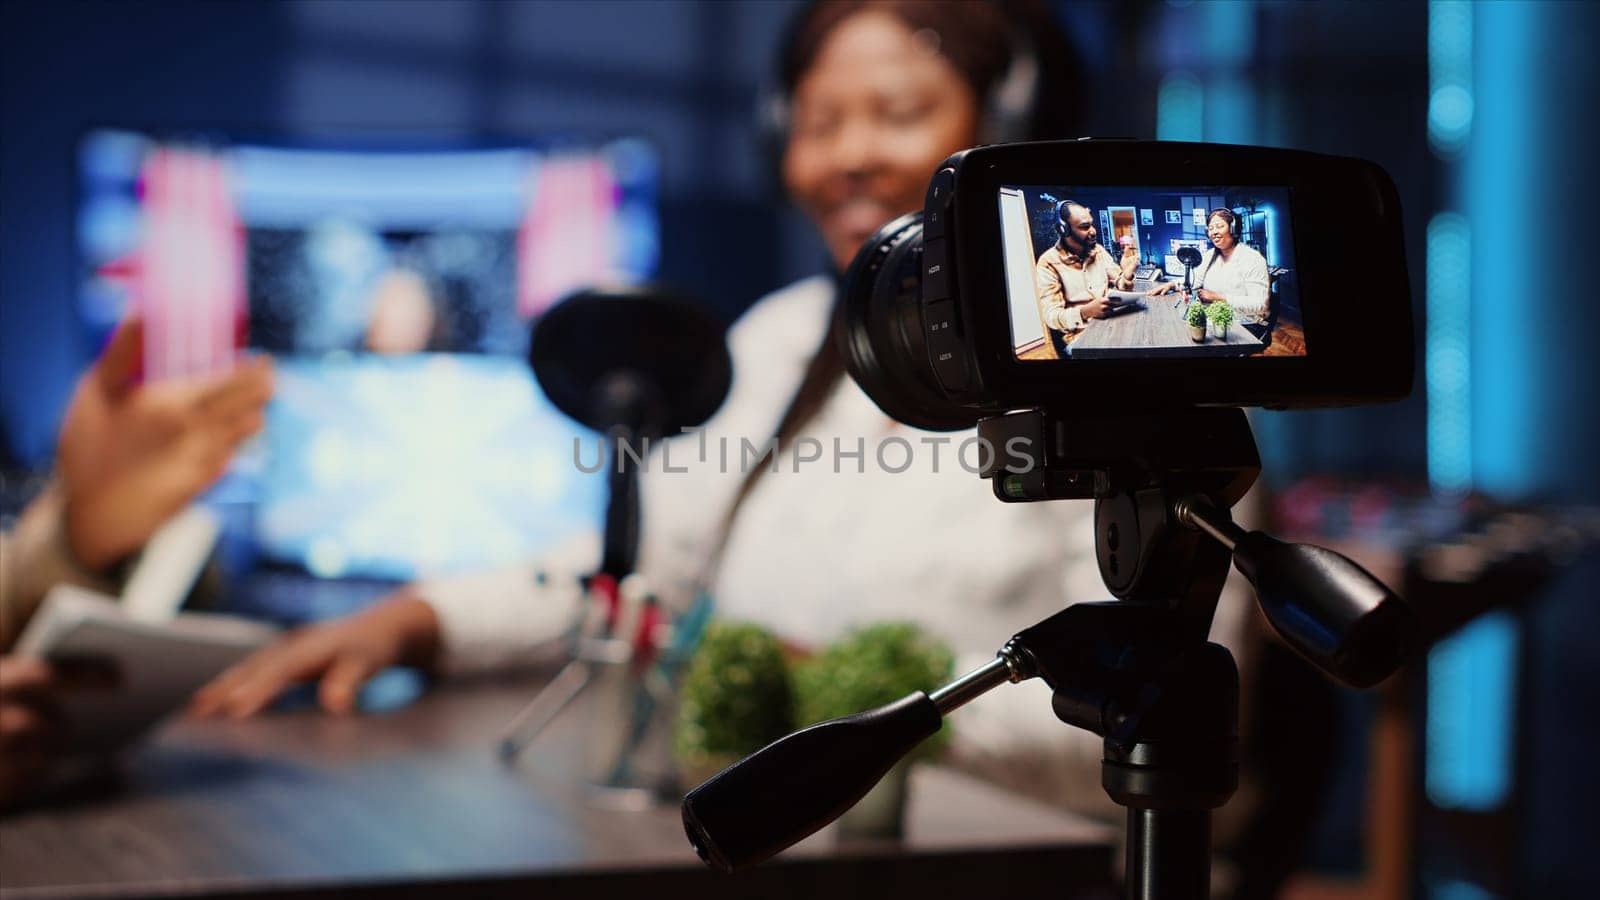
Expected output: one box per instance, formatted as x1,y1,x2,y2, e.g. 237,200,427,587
1127,808,1210,900
1097,638,1240,900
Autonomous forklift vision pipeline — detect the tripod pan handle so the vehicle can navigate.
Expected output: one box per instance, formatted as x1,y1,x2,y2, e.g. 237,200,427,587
681,691,941,872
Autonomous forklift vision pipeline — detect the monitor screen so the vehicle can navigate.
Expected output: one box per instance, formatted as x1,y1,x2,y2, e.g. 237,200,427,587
997,185,1302,361
76,131,654,581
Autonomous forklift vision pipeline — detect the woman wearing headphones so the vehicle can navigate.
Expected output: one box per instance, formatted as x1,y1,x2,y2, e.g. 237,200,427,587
196,0,1249,828
1151,208,1273,333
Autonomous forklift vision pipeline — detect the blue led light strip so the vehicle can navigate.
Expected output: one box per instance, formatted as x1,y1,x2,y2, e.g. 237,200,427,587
1426,612,1518,811
1156,73,1203,142
1428,1,1474,157
1425,213,1471,494
1424,0,1522,821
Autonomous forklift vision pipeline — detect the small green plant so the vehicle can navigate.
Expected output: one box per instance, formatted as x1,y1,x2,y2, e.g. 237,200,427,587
1186,299,1208,328
1205,301,1236,331
793,622,956,758
673,620,793,772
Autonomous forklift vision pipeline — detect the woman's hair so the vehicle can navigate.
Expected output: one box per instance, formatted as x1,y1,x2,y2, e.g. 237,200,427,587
775,0,1084,143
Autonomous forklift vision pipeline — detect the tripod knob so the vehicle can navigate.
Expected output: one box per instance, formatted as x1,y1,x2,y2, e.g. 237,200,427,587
682,692,941,872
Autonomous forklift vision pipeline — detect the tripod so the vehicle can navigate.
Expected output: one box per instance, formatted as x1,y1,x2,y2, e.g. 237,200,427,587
681,408,1417,899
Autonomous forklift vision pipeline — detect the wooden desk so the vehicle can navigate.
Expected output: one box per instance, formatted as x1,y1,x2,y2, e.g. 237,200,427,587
1069,294,1262,358
0,678,1114,899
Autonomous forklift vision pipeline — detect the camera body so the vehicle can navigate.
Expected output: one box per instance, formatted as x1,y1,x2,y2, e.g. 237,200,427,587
838,140,1415,431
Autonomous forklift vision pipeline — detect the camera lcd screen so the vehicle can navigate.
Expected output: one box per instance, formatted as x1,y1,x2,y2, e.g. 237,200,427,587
998,185,1303,360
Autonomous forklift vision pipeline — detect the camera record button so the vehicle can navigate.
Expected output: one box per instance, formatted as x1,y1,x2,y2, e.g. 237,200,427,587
922,238,949,302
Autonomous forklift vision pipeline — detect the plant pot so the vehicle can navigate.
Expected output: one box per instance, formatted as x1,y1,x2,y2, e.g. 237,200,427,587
837,759,912,840
1188,323,1206,342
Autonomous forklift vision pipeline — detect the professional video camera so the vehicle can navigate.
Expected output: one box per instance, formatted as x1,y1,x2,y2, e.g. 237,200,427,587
683,141,1421,899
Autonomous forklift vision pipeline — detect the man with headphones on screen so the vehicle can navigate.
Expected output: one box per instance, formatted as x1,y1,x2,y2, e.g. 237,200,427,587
1150,207,1272,334
1033,199,1140,354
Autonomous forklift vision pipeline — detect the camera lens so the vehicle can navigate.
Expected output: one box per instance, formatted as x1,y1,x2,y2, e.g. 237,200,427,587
835,212,980,432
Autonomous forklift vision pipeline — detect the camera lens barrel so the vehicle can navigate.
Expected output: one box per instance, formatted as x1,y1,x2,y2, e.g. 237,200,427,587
836,212,979,432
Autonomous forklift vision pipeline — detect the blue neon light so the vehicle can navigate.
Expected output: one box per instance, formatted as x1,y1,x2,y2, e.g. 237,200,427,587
1156,73,1203,142
1426,611,1518,810
1428,1,1474,157
1200,0,1253,67
1423,1,1525,820
1198,1,1254,144
1467,1,1537,499
1425,213,1471,493
1262,204,1281,268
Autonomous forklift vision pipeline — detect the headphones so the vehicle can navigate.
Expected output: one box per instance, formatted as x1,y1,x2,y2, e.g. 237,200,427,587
756,12,1042,182
1055,199,1086,241
1208,207,1242,241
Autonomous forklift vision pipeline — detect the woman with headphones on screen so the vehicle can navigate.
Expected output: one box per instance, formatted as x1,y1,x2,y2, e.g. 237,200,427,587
1150,208,1273,334
195,0,1253,827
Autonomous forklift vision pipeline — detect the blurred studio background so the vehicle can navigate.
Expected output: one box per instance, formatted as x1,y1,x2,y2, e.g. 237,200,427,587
3,1,1598,898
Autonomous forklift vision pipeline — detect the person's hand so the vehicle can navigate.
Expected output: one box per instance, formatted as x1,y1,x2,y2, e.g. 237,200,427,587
1196,288,1224,304
1081,296,1114,321
0,656,64,809
1119,245,1139,281
0,655,118,808
56,317,274,571
1147,281,1177,296
0,656,119,810
190,592,441,718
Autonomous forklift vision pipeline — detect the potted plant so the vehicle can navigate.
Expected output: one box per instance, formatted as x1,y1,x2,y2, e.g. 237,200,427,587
1186,299,1208,342
1205,300,1236,339
673,620,794,786
792,622,955,838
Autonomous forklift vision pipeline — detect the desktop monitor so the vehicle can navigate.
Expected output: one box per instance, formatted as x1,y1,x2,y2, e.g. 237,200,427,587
76,131,659,584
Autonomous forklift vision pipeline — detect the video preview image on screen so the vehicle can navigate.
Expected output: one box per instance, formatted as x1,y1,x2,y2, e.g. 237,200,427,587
999,185,1303,361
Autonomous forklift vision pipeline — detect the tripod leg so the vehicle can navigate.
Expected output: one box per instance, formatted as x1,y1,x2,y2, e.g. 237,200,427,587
497,660,594,762
1126,808,1210,900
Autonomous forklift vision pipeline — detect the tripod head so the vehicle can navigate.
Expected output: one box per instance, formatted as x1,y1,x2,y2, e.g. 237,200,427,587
682,408,1417,887
978,408,1416,685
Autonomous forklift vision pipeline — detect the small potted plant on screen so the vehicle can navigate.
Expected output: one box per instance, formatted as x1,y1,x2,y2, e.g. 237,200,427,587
1187,299,1208,342
1205,300,1236,339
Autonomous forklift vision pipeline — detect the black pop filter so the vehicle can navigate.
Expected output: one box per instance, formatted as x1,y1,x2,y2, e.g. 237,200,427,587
529,287,732,438
1176,245,1204,269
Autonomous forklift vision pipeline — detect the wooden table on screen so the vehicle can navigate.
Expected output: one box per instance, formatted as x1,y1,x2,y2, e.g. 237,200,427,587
1068,294,1263,358
0,676,1114,900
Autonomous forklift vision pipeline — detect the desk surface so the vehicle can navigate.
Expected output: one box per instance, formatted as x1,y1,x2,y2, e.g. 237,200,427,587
1070,292,1262,358
0,677,1113,900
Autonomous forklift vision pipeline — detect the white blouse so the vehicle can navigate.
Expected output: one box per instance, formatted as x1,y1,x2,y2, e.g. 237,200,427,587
1196,243,1272,322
